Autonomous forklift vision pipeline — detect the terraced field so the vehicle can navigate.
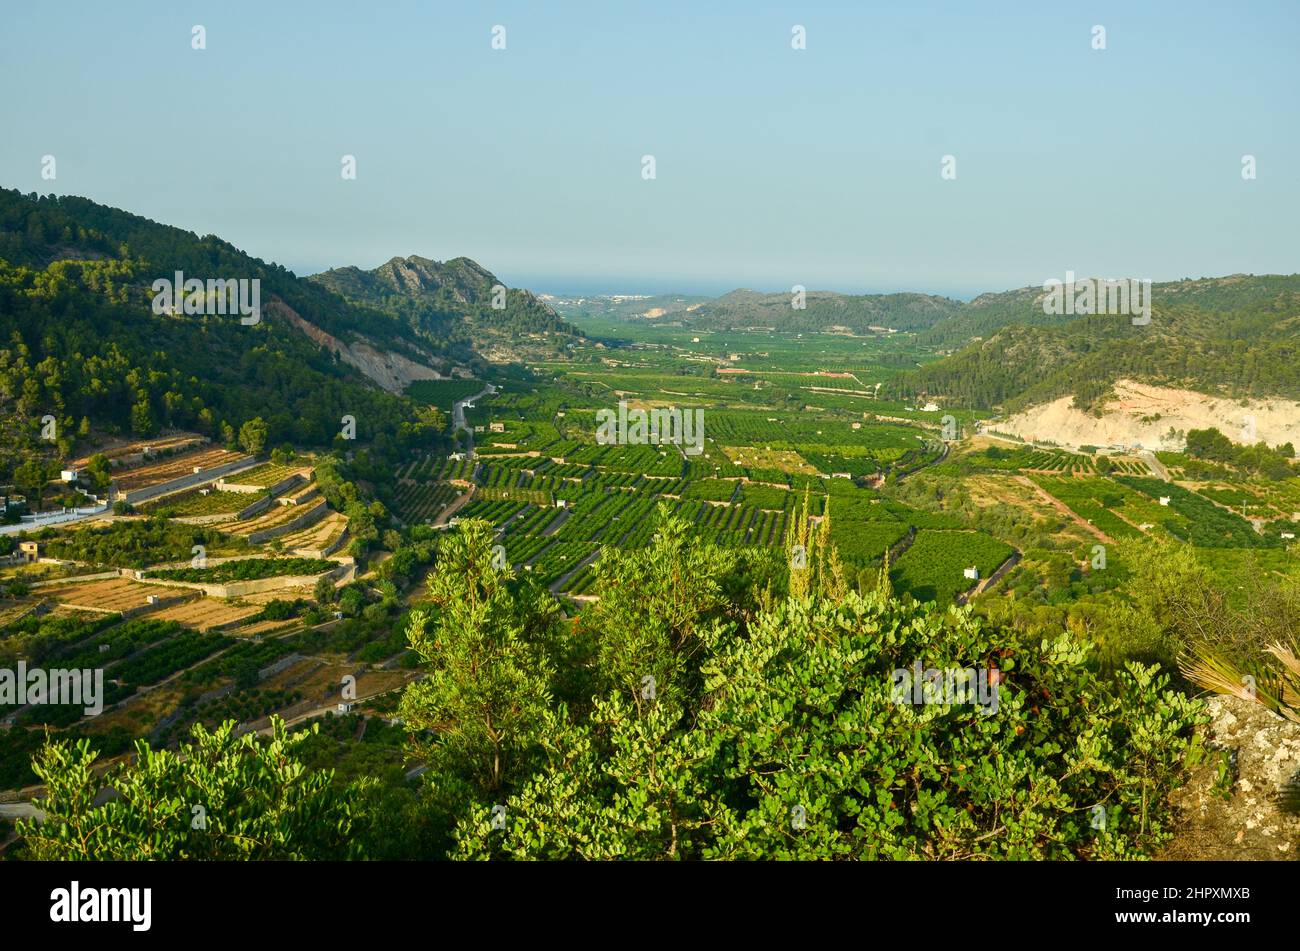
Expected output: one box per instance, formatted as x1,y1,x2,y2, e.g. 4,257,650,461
279,511,350,554
149,598,261,631
227,498,326,538
142,488,250,518
221,462,309,488
1116,476,1282,548
113,448,252,492
71,433,205,468
376,381,1030,604
394,480,461,523
44,577,174,614
721,446,817,474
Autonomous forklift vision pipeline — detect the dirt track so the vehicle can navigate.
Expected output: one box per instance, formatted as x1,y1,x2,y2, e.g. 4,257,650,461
1015,475,1114,544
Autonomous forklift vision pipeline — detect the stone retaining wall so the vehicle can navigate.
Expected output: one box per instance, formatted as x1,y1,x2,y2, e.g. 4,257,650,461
248,500,328,544
120,457,258,505
135,561,350,599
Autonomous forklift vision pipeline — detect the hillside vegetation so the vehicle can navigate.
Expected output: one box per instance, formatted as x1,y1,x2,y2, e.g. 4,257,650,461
668,287,964,334
309,254,583,359
888,275,1300,411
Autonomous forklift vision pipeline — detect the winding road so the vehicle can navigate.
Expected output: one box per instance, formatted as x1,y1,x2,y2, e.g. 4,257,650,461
452,384,496,460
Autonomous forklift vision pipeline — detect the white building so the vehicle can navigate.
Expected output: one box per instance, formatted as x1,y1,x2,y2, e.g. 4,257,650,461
963,567,980,580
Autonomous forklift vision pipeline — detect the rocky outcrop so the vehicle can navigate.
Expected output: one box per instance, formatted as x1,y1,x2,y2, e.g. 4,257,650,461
269,298,446,394
999,379,1300,453
1161,695,1300,860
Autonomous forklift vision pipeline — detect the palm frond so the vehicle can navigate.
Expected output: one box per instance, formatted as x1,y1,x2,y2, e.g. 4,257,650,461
1276,775,1300,815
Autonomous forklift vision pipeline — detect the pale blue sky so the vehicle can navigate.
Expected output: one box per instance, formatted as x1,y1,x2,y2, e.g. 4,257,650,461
2,1,1296,297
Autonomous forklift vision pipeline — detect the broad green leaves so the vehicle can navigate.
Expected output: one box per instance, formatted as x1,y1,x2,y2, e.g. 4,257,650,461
19,718,361,860
449,522,1203,860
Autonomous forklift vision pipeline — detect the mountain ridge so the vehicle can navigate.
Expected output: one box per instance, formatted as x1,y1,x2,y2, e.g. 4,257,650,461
308,254,583,361
0,187,457,468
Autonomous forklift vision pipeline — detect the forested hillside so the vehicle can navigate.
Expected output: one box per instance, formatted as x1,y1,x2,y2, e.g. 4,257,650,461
668,288,964,333
0,188,445,478
889,275,1300,411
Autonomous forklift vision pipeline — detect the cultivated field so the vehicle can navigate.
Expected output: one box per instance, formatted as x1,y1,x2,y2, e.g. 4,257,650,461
227,499,325,537
279,511,349,554
71,432,206,468
221,462,311,488
113,448,251,492
142,488,249,518
46,577,174,613
721,446,818,474
149,598,262,631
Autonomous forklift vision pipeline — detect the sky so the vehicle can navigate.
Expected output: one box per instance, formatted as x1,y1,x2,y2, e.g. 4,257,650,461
1,1,1297,298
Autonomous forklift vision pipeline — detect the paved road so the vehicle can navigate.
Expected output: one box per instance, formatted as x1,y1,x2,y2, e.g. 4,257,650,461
452,384,496,459
1141,450,1172,481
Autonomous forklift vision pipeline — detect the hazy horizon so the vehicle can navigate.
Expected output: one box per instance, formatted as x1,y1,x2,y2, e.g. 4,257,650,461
306,262,1300,304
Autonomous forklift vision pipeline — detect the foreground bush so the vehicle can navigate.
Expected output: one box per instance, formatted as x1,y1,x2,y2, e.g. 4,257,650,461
452,585,1203,859
17,718,363,860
